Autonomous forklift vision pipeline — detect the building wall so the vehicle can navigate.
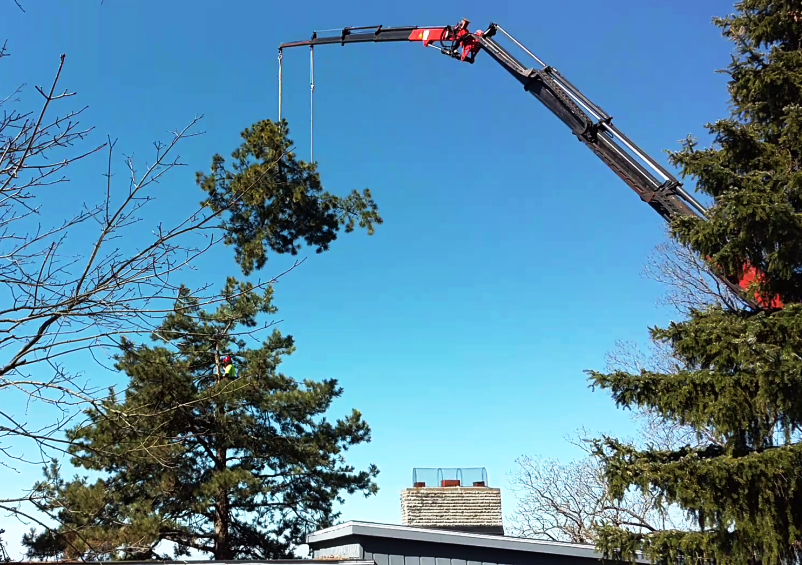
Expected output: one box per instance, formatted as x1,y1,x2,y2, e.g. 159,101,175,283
312,537,604,565
314,543,363,559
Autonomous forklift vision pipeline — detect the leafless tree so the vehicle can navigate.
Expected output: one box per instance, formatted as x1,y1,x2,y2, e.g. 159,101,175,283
507,407,707,542
507,430,689,544
507,338,706,543
642,230,742,314
0,39,299,543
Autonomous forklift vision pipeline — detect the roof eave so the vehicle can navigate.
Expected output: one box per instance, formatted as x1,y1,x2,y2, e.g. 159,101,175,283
306,521,646,562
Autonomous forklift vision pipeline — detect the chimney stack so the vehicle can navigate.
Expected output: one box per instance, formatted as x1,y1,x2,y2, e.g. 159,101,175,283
401,467,504,535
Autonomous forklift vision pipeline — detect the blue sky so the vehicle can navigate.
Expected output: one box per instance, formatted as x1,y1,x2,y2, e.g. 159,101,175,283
1,0,737,558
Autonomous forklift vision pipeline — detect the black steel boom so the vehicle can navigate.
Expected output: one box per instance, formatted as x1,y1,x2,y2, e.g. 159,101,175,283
478,24,708,224
280,25,438,49
475,24,758,303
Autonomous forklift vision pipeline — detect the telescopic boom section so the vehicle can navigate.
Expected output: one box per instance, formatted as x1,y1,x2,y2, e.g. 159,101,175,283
279,25,450,49
478,25,708,223
279,21,781,309
279,21,484,62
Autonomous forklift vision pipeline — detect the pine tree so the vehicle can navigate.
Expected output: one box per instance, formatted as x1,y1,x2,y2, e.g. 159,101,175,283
22,278,379,560
586,2,802,565
198,119,382,275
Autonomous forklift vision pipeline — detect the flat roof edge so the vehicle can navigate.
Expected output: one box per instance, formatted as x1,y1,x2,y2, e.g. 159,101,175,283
306,521,357,544
18,561,375,565
307,522,646,562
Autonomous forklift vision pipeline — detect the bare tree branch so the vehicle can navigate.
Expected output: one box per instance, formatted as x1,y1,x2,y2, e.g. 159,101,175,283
0,45,302,553
507,423,695,544
643,230,741,315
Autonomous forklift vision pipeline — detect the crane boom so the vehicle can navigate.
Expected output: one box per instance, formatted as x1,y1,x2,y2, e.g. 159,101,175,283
477,25,708,223
279,24,453,49
279,20,781,310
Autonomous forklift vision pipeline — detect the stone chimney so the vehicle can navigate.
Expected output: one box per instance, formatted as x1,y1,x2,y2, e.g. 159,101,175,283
400,467,504,535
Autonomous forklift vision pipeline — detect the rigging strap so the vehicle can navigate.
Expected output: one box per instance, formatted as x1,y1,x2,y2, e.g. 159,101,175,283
278,49,283,122
310,45,315,162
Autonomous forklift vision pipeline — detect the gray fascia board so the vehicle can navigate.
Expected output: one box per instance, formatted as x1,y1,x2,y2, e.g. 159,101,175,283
307,522,647,563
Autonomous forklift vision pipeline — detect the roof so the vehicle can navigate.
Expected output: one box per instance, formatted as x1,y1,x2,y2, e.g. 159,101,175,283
306,521,646,562
19,561,373,565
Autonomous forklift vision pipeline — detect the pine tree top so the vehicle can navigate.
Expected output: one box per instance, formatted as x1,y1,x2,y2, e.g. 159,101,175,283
23,279,379,560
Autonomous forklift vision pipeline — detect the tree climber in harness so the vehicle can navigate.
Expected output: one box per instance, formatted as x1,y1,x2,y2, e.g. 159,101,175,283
221,355,237,379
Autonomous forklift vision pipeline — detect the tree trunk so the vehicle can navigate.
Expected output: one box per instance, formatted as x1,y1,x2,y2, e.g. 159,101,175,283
214,445,232,560
214,358,232,561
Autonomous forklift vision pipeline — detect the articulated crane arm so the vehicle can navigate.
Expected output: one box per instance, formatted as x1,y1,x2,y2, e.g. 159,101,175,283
279,20,781,310
279,20,479,58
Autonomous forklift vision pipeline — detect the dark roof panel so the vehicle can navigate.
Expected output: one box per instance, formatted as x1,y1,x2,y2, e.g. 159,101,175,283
307,521,641,561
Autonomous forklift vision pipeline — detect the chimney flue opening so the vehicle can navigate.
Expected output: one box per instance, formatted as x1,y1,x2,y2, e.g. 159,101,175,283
410,467,489,488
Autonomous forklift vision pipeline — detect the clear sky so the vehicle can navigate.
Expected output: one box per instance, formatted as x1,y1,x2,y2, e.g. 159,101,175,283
2,0,737,558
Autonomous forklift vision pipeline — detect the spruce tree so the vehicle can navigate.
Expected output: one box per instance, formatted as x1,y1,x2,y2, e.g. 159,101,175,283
587,2,802,565
22,279,379,561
